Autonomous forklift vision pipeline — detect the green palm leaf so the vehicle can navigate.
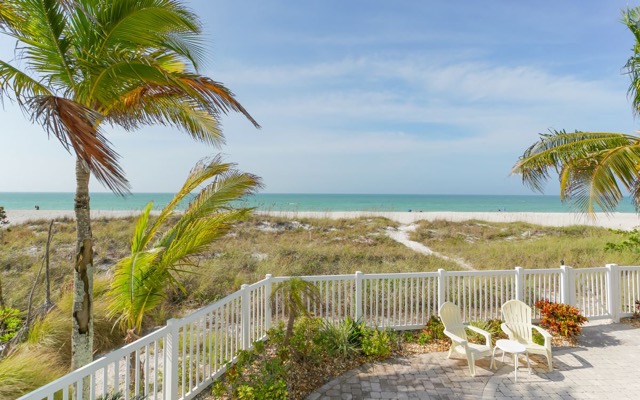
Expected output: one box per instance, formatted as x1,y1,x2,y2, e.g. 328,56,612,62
107,157,262,334
513,130,640,214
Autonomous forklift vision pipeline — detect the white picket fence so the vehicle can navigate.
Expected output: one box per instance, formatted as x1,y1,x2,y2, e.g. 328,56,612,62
19,264,640,400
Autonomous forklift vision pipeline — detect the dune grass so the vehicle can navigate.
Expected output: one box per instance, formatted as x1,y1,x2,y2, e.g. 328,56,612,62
409,219,640,270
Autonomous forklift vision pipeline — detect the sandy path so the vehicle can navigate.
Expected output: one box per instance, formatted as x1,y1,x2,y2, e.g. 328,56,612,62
386,224,474,270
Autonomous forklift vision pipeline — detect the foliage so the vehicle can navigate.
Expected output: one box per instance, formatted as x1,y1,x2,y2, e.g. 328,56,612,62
211,337,288,400
107,157,261,335
0,206,7,227
421,315,446,341
287,317,324,363
0,0,259,192
605,229,640,253
361,328,394,358
27,277,123,367
468,318,507,345
0,346,67,399
270,277,322,348
0,306,22,344
534,299,588,337
411,219,640,270
318,318,363,358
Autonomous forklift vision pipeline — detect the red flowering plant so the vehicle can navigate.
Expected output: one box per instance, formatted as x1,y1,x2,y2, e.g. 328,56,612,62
534,299,588,337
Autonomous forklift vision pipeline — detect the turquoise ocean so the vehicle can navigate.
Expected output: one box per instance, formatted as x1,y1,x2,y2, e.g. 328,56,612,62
0,193,636,213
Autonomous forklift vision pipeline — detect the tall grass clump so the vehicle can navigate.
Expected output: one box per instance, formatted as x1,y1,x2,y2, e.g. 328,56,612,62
0,347,67,399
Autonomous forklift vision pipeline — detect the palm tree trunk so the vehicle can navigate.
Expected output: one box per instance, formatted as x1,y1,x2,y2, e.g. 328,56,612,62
72,157,94,371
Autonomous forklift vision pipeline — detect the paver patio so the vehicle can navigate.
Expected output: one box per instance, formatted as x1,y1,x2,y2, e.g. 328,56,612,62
306,321,640,399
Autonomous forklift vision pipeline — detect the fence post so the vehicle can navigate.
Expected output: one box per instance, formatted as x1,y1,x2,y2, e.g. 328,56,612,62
241,284,251,350
264,274,273,331
165,318,180,399
515,266,524,302
606,264,620,323
560,265,574,305
355,271,363,321
437,269,446,312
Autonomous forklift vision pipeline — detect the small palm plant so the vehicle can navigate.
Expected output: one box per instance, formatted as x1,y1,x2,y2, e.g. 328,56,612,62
270,277,322,348
107,156,261,337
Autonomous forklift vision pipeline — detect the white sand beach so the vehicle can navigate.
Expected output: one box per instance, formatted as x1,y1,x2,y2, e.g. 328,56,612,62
5,209,640,230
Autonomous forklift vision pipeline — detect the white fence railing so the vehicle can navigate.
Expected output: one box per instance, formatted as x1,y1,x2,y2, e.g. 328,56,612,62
19,264,640,400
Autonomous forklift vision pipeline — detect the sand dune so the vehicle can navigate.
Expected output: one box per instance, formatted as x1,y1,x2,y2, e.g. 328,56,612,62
4,209,639,230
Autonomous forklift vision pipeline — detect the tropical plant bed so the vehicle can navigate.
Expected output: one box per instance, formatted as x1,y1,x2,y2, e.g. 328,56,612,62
201,313,582,400
201,326,451,400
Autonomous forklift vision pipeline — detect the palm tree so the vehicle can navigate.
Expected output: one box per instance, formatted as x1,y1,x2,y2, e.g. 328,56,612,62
107,156,261,337
512,8,640,215
0,0,258,370
270,277,322,348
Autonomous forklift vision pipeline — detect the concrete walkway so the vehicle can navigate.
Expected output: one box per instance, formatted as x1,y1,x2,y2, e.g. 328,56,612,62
306,322,640,399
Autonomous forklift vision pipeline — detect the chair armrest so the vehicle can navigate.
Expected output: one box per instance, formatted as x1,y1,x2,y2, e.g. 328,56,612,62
465,324,492,345
501,322,514,340
532,324,553,348
443,330,467,346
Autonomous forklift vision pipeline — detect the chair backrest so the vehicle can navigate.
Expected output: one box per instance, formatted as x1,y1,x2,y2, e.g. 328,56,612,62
501,299,532,344
439,302,468,341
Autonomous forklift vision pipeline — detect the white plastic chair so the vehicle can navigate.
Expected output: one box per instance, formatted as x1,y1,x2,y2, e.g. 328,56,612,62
439,302,493,376
501,299,553,371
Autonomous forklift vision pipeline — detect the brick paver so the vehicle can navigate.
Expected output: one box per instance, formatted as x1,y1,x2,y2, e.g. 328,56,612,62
306,322,640,399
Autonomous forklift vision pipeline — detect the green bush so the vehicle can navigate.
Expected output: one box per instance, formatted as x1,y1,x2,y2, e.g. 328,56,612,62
318,319,360,358
0,306,23,344
417,331,432,345
468,318,506,345
421,315,445,340
289,317,323,362
361,328,394,358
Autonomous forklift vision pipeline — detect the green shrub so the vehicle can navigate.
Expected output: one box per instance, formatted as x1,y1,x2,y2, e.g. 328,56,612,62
318,319,360,358
468,318,506,345
361,328,393,358
417,332,432,345
421,315,445,340
289,317,323,362
534,299,588,337
0,306,23,344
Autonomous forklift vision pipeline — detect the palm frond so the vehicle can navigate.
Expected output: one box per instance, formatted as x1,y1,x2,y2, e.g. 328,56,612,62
0,2,22,31
0,61,52,105
512,130,636,192
18,0,77,90
514,129,640,214
107,248,163,332
179,76,260,128
108,156,261,334
29,96,129,194
623,7,640,116
94,0,201,61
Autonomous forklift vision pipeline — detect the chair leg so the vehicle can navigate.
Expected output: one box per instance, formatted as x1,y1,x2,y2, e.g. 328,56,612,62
546,350,553,372
468,353,476,377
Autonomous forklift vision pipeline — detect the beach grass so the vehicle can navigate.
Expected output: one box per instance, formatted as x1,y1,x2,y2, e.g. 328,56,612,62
409,219,639,269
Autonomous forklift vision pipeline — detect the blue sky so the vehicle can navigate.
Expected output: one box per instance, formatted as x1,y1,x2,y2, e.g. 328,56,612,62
1,0,640,194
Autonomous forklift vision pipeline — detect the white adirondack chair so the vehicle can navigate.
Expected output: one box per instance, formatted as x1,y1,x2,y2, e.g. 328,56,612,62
501,299,553,371
439,302,493,376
